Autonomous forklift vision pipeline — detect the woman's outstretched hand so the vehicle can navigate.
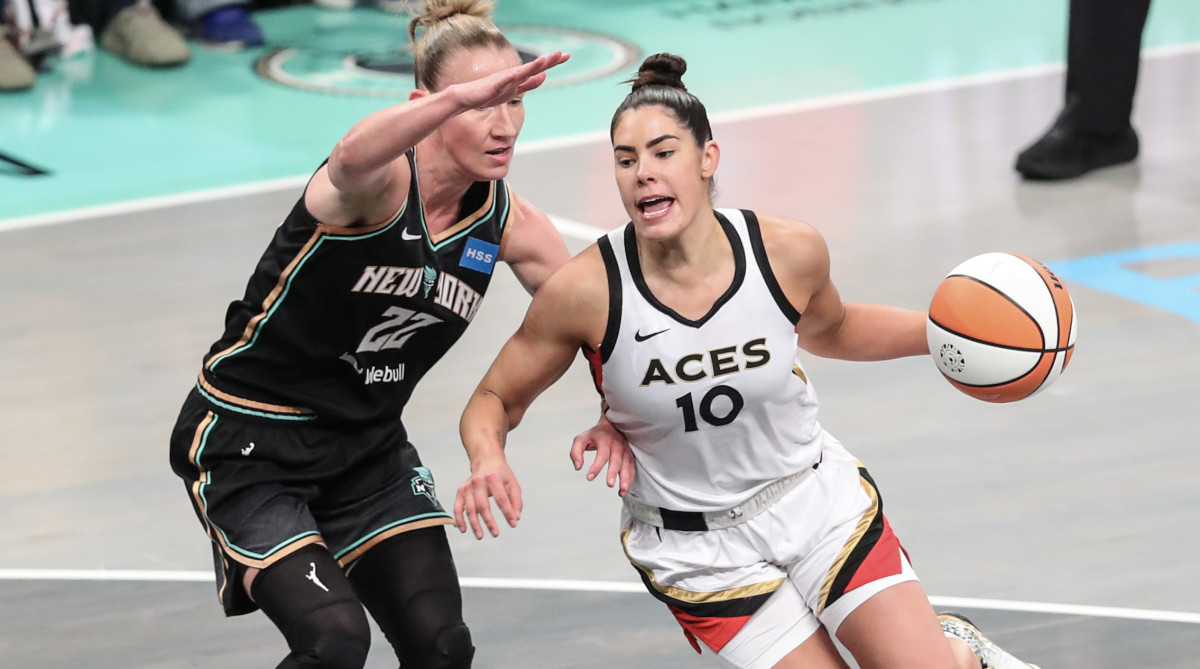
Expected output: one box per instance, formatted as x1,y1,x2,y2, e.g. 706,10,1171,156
450,50,571,111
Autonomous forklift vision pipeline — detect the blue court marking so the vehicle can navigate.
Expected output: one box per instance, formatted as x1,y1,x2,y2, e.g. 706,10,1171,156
1052,243,1200,323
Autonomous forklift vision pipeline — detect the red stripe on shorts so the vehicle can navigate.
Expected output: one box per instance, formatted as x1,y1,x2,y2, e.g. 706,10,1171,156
843,514,905,594
668,606,753,653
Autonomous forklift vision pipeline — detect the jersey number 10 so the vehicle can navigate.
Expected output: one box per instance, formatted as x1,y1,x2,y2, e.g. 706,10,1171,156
675,385,745,432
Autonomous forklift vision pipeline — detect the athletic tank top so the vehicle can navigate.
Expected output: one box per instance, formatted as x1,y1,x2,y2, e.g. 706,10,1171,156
589,209,829,512
198,149,513,426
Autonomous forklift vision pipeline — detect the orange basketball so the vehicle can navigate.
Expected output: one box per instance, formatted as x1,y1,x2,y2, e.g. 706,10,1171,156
926,252,1077,402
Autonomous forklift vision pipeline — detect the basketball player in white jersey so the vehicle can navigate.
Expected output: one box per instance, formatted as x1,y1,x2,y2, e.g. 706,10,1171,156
453,53,1040,669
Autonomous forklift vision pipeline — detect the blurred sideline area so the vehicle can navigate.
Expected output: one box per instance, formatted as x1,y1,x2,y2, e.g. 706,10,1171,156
2,0,1199,222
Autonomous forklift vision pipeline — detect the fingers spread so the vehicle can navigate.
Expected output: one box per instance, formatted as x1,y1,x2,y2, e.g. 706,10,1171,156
518,51,569,91
509,478,524,518
462,486,485,539
487,474,520,530
453,491,468,533
517,71,548,94
586,439,611,481
619,453,636,496
470,476,502,537
605,445,624,487
569,435,587,470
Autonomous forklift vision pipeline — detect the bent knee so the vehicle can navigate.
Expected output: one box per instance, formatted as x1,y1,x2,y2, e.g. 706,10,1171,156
427,622,475,669
286,602,371,669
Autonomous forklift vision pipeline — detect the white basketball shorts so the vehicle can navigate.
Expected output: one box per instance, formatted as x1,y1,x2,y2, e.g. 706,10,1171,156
620,440,918,669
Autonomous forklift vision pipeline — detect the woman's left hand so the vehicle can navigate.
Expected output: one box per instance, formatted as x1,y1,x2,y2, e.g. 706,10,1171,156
454,453,523,539
570,414,636,496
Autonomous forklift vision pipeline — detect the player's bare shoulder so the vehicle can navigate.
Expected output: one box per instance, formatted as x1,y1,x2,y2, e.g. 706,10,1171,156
524,243,609,349
756,214,825,253
755,214,831,288
535,244,608,311
499,193,572,294
506,194,556,246
507,192,541,229
749,214,832,317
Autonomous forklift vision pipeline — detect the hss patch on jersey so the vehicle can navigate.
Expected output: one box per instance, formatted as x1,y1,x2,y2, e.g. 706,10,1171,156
460,237,499,274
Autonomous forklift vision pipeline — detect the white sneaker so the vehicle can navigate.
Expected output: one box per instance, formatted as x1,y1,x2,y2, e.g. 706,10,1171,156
939,612,1042,669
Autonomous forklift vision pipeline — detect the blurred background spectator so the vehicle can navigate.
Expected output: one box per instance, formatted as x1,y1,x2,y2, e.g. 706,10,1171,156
181,0,263,49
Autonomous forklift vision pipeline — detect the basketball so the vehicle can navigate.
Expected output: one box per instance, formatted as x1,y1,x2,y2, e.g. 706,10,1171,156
927,252,1077,403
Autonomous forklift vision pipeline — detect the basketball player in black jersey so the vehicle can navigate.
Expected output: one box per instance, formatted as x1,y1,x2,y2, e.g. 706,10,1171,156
167,2,632,668
454,54,1041,669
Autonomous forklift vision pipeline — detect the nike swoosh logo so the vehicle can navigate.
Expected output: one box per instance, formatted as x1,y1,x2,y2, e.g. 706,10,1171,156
634,328,670,342
401,228,422,241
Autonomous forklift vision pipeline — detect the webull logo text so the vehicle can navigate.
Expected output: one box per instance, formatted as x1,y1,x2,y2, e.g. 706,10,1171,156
364,363,405,385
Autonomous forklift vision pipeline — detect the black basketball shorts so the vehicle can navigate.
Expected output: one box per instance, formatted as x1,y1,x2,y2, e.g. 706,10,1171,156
168,388,454,615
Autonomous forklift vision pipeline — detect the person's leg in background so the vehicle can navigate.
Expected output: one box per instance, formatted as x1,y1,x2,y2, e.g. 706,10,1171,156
179,0,263,50
1,1,38,90
95,0,192,67
1016,0,1153,180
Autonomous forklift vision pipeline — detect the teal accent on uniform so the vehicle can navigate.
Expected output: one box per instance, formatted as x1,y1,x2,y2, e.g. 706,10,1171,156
194,382,319,421
208,214,404,376
428,185,509,252
410,466,437,501
206,223,393,369
411,151,503,252
2,0,1199,220
195,414,323,560
333,512,455,561
229,531,324,561
195,412,218,519
208,229,346,370
421,265,438,298
1052,244,1200,324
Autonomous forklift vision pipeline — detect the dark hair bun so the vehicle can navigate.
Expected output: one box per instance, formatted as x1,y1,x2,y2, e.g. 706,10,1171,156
630,53,687,92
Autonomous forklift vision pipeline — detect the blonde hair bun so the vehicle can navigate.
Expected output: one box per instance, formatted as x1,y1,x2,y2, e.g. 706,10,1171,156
409,0,494,40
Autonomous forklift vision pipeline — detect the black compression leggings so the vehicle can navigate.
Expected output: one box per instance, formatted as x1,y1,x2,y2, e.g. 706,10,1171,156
251,545,372,669
250,528,472,669
348,526,475,669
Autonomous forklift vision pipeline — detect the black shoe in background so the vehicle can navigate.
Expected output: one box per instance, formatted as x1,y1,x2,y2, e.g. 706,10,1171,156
1015,122,1139,181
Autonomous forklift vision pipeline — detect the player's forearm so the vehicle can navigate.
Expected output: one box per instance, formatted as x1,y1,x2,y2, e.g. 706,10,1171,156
330,89,467,184
459,389,518,471
804,303,929,361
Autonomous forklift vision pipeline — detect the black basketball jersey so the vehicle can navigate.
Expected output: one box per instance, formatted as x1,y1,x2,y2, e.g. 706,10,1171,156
198,149,513,426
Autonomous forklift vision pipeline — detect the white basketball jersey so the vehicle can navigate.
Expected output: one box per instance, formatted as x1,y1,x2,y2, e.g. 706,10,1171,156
590,209,830,512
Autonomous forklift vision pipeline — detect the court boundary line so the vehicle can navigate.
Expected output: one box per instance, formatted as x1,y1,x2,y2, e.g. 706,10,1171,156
2,41,1197,235
1,568,1198,625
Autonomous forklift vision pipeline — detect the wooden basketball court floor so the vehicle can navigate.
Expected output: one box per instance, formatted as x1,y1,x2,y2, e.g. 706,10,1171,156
2,50,1200,669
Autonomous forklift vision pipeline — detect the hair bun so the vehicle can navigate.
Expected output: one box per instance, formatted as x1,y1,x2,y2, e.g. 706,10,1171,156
630,53,687,92
410,0,493,37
